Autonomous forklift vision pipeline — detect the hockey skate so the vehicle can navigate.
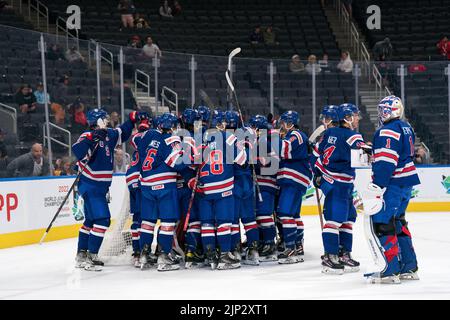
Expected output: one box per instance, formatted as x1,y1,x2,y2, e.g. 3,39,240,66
157,251,182,272
258,243,278,262
321,253,344,275
204,246,219,270
140,244,157,270
295,242,305,262
185,250,205,269
84,252,104,272
400,268,420,280
75,250,87,268
339,251,360,272
278,247,301,264
243,241,260,266
365,272,401,284
231,244,242,262
217,252,241,270
132,251,141,268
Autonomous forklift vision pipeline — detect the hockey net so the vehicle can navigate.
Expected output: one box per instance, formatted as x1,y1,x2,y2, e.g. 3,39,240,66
98,190,134,265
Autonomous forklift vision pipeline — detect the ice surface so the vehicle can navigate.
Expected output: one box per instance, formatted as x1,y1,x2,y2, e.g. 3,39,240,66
1,212,449,300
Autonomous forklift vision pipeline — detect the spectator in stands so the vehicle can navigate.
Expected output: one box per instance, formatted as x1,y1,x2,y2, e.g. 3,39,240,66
289,54,305,73
47,44,65,61
128,35,143,48
58,157,74,176
113,148,130,173
53,75,70,106
264,26,278,45
414,146,428,164
118,0,136,29
159,0,173,18
172,1,182,16
134,13,150,29
33,82,51,107
109,112,120,128
122,81,139,111
53,157,63,176
373,37,393,61
6,143,50,177
142,36,161,58
305,55,322,75
249,26,264,44
318,52,331,72
65,46,85,63
436,35,450,60
337,51,354,73
68,97,87,130
15,84,37,114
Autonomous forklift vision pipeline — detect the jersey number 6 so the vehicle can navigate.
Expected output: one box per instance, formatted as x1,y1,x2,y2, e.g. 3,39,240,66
142,149,157,171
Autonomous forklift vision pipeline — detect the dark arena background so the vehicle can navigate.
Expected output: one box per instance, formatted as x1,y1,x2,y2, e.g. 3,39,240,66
0,0,449,303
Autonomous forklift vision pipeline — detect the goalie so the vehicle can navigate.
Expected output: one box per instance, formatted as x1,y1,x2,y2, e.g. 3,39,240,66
363,95,420,284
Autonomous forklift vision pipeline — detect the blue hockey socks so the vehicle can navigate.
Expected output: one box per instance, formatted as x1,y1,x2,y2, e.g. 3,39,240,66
158,220,176,254
88,218,110,254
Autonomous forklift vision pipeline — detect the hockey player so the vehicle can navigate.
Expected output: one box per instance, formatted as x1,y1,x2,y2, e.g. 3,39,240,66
178,108,205,268
276,111,312,264
364,95,420,283
73,108,148,271
189,109,246,270
250,115,279,262
226,110,260,266
338,103,363,271
126,118,151,267
137,113,188,271
314,105,370,274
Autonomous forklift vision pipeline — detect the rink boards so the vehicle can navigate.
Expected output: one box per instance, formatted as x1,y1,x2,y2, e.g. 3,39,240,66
1,166,449,249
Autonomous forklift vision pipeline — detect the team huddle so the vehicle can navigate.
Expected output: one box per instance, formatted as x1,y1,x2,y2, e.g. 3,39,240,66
71,94,420,284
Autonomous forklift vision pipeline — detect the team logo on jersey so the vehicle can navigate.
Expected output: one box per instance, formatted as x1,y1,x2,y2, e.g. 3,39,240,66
441,175,450,194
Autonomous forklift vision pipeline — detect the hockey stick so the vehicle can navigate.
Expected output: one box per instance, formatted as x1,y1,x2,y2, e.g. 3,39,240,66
308,125,326,230
225,47,263,203
39,142,100,244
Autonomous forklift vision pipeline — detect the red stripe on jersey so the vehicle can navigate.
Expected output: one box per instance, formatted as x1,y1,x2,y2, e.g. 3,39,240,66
78,163,113,179
380,129,401,140
278,170,310,185
374,152,399,162
394,164,416,175
323,223,339,229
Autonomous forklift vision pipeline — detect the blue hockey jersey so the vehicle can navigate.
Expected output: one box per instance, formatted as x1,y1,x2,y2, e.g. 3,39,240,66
277,129,312,190
372,119,421,188
137,129,186,193
314,127,365,184
126,132,144,191
196,130,246,199
256,129,280,194
72,121,134,189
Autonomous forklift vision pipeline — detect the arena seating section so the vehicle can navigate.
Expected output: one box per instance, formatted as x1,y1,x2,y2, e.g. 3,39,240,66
352,0,450,162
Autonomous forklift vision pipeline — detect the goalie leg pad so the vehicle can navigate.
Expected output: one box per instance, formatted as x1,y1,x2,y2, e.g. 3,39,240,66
374,220,401,276
396,214,418,274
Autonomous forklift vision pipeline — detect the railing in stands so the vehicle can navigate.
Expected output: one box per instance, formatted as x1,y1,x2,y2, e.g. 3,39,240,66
56,16,79,51
87,40,115,85
161,86,178,115
42,122,72,158
0,102,17,135
28,0,49,33
134,69,150,97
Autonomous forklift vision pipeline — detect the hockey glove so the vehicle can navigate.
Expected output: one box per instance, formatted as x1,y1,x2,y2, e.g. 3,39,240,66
92,129,107,142
129,111,149,123
362,183,386,216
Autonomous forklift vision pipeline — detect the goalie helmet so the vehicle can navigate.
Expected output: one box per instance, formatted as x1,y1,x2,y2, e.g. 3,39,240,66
87,108,108,127
378,95,404,125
